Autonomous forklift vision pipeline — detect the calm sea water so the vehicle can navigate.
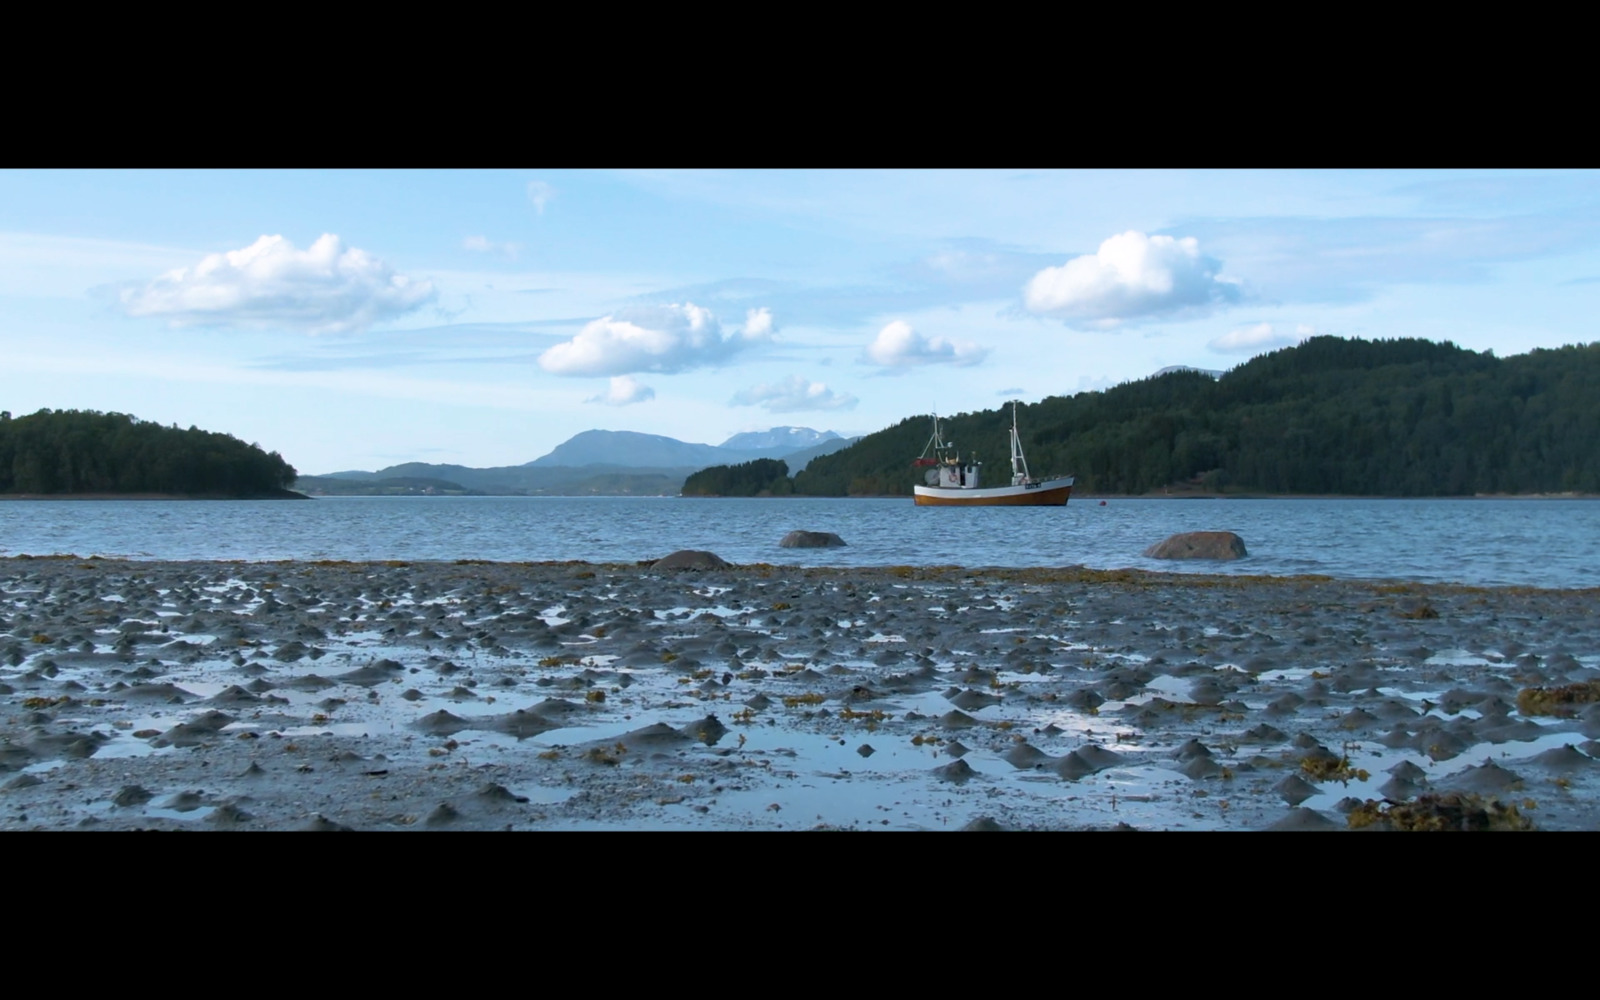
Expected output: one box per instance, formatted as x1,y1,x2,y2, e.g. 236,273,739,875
1,496,1596,590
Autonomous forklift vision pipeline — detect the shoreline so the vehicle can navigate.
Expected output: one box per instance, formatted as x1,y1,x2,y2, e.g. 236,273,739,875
1,554,1593,595
2,554,1594,593
0,490,310,501
3,557,1597,830
8,491,1590,501
0,551,1595,583
687,491,1600,501
1095,491,1600,501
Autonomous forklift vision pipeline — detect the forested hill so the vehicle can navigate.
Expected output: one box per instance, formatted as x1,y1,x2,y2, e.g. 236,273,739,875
0,409,302,498
792,337,1600,497
681,458,793,496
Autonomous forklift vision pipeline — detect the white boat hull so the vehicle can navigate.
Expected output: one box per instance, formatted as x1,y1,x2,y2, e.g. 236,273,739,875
913,476,1074,507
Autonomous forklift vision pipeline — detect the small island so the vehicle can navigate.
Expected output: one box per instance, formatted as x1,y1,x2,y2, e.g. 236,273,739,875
0,409,305,499
680,457,793,497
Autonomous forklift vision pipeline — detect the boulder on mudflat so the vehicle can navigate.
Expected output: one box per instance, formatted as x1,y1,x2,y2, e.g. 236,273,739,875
651,550,731,571
779,530,847,549
1144,531,1248,561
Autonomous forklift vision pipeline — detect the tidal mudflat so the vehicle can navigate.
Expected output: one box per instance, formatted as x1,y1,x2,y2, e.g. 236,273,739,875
3,556,1598,830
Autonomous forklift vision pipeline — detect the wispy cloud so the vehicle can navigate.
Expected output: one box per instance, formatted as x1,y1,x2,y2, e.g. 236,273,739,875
7,349,563,413
1023,231,1240,327
1387,172,1600,213
626,277,793,305
1208,322,1314,354
731,375,858,412
243,320,573,372
627,241,1064,331
861,319,988,369
462,235,520,257
1,232,206,299
118,234,436,334
585,375,656,406
248,350,567,372
538,302,774,377
527,180,554,215
0,231,196,271
1175,208,1600,304
248,351,436,372
890,239,1066,298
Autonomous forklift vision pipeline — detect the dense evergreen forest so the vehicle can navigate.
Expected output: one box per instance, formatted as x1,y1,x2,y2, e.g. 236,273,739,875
681,457,793,496
787,337,1600,497
0,409,301,497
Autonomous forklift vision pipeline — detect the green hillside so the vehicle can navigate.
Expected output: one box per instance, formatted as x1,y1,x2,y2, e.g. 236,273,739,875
790,336,1600,497
0,409,301,498
682,458,793,496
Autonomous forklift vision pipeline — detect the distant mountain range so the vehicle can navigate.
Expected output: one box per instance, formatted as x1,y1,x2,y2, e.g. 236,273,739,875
296,426,858,496
720,427,839,451
526,427,840,469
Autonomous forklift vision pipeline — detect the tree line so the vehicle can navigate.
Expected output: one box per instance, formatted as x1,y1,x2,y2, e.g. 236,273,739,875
681,457,794,496
0,409,299,497
784,336,1600,497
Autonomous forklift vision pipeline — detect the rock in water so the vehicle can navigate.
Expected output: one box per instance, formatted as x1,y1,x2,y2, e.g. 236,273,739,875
1143,531,1248,561
778,531,847,548
679,715,729,745
651,550,731,571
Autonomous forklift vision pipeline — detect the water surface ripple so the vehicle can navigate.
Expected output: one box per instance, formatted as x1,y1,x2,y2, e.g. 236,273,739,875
2,496,1595,589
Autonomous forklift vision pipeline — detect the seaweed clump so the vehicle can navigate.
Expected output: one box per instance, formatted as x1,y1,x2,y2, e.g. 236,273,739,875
1300,748,1369,783
1346,793,1535,831
1515,679,1600,717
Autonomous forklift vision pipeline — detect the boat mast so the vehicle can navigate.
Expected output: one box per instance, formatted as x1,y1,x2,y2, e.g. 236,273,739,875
918,413,947,462
1010,400,1030,485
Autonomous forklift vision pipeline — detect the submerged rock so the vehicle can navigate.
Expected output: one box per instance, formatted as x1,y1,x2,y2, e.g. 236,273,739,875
1144,531,1248,561
779,531,847,549
651,550,731,571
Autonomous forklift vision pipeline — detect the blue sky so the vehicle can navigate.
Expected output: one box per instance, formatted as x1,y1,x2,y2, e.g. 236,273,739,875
3,169,1598,475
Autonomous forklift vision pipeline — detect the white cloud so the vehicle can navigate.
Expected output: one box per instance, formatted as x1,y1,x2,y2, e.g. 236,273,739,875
731,375,858,412
585,375,656,406
862,319,988,368
743,306,775,339
1023,230,1240,326
1207,322,1314,354
462,235,520,257
538,302,772,376
528,180,554,214
118,234,436,334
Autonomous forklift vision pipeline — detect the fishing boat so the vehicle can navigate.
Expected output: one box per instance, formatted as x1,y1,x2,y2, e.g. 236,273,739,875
912,401,1074,506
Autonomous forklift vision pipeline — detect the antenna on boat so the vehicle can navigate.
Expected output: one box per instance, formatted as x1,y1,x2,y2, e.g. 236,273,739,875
915,412,945,467
1010,399,1031,486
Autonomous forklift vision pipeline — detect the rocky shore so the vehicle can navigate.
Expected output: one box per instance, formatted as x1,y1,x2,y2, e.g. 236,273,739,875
3,556,1597,830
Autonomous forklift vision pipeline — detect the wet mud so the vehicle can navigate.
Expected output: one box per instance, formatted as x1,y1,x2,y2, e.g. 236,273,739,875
3,557,1597,830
